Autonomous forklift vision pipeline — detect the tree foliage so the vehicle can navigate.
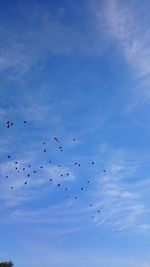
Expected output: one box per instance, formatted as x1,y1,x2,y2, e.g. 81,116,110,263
0,261,13,267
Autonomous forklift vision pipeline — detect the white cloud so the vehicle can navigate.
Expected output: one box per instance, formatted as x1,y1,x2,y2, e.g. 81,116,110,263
89,150,150,232
101,0,150,78
92,0,150,109
0,156,76,208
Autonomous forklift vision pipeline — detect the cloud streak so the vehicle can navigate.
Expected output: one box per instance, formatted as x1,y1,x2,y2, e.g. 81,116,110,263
102,0,150,78
89,149,150,232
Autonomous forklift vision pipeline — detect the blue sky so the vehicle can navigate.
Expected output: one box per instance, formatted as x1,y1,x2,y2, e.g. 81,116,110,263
0,0,150,266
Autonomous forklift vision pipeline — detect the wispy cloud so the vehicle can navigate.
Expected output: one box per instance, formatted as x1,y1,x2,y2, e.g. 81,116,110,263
93,0,150,108
88,149,150,232
0,154,76,208
102,0,150,78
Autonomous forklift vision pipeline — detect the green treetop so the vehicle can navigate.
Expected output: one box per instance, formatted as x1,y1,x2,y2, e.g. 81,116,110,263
0,261,14,267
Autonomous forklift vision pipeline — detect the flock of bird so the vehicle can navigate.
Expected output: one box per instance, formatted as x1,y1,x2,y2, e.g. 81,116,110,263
2,119,106,219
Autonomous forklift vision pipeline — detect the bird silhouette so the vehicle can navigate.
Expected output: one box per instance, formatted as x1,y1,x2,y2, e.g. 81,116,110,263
3,130,101,223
